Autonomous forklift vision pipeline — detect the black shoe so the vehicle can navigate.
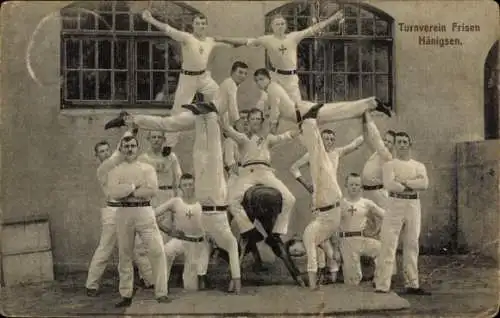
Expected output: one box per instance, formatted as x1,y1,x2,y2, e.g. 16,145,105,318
375,289,389,294
105,111,129,130
374,98,392,117
301,103,324,121
197,101,218,114
86,288,99,297
115,297,132,308
181,104,202,115
404,287,432,295
156,296,171,303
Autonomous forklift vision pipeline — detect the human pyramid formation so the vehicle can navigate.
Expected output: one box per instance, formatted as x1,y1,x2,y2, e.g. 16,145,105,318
86,9,431,308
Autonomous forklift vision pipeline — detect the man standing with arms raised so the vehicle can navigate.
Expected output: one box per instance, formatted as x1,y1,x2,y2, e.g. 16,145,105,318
374,132,431,295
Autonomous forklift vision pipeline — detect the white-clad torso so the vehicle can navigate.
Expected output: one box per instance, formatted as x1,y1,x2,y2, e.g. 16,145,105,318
362,152,386,186
138,152,180,187
389,159,425,183
108,161,157,198
214,77,238,115
259,34,300,70
240,134,273,165
170,198,204,237
339,197,375,232
181,36,217,71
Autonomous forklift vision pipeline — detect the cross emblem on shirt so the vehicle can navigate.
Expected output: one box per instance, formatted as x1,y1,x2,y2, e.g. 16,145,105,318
256,137,265,146
347,206,357,216
199,46,204,55
186,209,193,219
278,44,287,55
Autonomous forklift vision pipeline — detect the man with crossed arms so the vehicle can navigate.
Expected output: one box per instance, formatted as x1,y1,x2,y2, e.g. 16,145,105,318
85,133,154,297
141,10,236,146
290,127,364,288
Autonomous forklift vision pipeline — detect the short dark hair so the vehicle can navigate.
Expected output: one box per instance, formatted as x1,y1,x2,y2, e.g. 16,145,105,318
395,131,412,145
345,172,361,183
321,129,335,136
94,140,110,153
192,14,207,23
248,108,264,121
254,68,271,79
231,61,249,74
180,173,194,181
270,13,286,24
233,118,246,131
386,130,396,138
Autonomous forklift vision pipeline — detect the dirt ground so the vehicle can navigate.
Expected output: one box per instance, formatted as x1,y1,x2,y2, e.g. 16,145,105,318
1,254,498,317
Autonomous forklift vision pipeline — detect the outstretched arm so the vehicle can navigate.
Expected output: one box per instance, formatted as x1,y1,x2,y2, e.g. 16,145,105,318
367,200,385,219
214,36,266,48
268,128,300,148
97,130,135,189
142,10,191,43
292,10,344,41
290,152,314,193
364,112,393,161
337,135,364,157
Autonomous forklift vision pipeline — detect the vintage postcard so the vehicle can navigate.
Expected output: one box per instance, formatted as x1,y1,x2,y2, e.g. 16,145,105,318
0,0,498,317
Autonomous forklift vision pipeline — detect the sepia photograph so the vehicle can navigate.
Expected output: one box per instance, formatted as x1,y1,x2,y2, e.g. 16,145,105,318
0,0,499,316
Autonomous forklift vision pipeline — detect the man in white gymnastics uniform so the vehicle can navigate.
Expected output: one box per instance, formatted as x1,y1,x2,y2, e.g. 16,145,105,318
374,132,431,295
85,135,154,297
252,68,391,134
141,10,235,146
138,131,182,208
107,135,168,307
290,128,364,286
216,11,345,103
155,173,206,291
221,108,299,242
106,102,242,294
338,173,385,286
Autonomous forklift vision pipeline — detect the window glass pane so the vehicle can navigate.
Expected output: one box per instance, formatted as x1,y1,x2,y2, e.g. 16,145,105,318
98,71,111,100
152,41,167,70
344,5,358,18
80,12,97,30
332,42,345,72
297,39,314,71
65,39,80,69
114,1,130,13
153,72,167,101
297,16,310,32
375,45,389,73
312,40,327,72
344,18,358,35
133,13,149,31
98,12,113,30
82,71,97,99
166,40,182,70
115,13,130,31
82,39,96,69
166,72,180,99
98,40,111,69
346,44,359,72
332,74,346,100
375,20,389,36
361,19,374,36
136,41,150,70
347,74,360,100
298,73,313,100
360,46,373,72
361,75,374,98
114,72,128,100
61,9,78,30
65,71,80,99
375,75,389,102
360,8,374,18
114,40,127,69
136,71,151,100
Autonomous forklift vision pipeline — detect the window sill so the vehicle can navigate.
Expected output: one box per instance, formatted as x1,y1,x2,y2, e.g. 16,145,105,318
59,108,173,117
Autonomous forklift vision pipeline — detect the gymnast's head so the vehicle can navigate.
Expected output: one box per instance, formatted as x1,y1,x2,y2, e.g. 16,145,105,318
231,61,249,85
384,130,396,151
321,129,336,151
394,131,412,156
192,14,208,37
345,173,363,198
253,68,271,90
179,173,195,199
94,141,111,163
119,136,139,162
233,117,249,134
248,108,265,133
270,13,287,36
147,130,166,150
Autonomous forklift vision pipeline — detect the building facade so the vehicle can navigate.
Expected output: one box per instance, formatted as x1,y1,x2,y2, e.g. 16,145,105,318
1,0,499,273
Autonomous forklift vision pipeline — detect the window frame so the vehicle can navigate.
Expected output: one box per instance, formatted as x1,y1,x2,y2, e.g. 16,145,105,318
264,1,395,109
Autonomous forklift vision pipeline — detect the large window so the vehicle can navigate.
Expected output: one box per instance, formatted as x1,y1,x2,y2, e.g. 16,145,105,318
265,2,394,106
60,1,203,109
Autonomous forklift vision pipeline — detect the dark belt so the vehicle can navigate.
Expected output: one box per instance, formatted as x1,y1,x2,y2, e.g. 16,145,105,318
181,69,206,76
314,201,341,212
107,201,151,207
201,205,228,212
339,231,363,238
363,184,384,191
171,234,204,243
270,66,297,75
241,161,271,168
389,192,419,200
159,185,174,190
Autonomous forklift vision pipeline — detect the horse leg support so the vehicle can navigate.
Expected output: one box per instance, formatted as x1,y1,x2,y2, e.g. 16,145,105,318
266,234,305,287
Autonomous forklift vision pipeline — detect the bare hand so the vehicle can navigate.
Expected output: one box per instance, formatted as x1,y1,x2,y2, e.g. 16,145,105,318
142,10,153,22
306,183,314,194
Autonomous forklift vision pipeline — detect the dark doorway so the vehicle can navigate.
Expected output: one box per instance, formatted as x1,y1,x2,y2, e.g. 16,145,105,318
484,41,499,140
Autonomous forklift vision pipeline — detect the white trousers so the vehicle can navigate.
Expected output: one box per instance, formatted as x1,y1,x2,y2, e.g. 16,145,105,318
375,198,421,292
316,238,340,273
340,237,381,285
164,237,204,290
271,72,302,104
116,206,168,298
164,71,219,147
85,207,153,290
228,167,296,235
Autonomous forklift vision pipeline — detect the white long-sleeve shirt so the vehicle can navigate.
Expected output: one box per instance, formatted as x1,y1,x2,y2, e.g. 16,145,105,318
155,197,204,237
339,197,385,232
216,77,240,125
138,152,182,188
382,158,429,194
161,25,231,71
290,136,365,179
223,137,240,168
107,161,158,201
265,81,296,125
362,121,393,186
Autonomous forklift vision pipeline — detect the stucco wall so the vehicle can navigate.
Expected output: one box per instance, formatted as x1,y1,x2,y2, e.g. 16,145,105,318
1,0,498,272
